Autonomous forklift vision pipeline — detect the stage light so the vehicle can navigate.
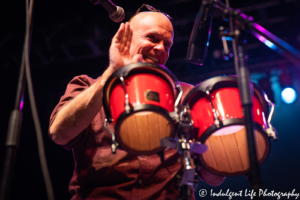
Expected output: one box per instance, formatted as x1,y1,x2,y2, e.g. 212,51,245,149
281,87,297,104
279,70,297,104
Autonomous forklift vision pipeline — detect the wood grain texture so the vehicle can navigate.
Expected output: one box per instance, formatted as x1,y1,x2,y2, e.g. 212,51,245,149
201,127,268,175
118,111,172,154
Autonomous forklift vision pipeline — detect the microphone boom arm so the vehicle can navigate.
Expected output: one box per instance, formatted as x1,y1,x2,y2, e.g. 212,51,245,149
213,0,300,66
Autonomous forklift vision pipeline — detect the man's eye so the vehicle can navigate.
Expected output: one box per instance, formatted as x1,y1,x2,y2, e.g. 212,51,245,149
165,43,172,50
148,35,156,40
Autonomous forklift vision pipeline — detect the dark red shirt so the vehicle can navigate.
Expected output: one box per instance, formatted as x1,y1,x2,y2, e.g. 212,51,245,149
49,75,194,200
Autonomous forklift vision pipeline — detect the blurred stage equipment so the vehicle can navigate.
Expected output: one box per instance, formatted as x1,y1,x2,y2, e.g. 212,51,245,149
186,0,214,66
185,0,300,199
90,0,125,23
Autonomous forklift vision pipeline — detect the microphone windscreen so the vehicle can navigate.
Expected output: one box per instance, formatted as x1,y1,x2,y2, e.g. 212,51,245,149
186,1,214,66
109,6,125,23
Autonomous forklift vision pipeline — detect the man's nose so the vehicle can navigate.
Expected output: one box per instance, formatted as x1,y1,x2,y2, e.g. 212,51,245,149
154,41,165,51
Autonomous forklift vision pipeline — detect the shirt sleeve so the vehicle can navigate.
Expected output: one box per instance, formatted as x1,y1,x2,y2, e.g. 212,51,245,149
48,75,96,149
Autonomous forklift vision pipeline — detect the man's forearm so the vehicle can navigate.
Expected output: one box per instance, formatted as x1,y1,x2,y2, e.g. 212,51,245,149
49,67,114,145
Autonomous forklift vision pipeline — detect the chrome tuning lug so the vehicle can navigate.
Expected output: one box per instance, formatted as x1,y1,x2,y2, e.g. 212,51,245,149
178,105,194,127
265,127,278,141
169,104,194,132
206,90,221,127
119,76,131,114
169,111,179,123
104,119,119,153
265,97,278,141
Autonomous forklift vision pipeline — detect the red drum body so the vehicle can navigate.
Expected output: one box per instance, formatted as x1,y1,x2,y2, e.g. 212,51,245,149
103,63,180,155
183,76,270,176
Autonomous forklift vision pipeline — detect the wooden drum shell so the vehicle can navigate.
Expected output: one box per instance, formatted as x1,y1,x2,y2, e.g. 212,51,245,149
103,63,179,155
183,76,271,176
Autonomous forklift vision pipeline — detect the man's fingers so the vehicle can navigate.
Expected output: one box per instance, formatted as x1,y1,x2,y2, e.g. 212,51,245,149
113,23,125,43
123,24,133,54
110,22,135,69
120,22,130,52
126,26,133,49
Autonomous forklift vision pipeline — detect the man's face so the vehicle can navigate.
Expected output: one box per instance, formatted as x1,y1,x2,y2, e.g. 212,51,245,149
129,12,174,66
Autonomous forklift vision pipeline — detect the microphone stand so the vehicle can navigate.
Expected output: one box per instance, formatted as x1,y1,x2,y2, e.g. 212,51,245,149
222,2,263,196
222,27,264,198
178,139,195,200
0,52,25,200
216,2,262,199
0,3,30,198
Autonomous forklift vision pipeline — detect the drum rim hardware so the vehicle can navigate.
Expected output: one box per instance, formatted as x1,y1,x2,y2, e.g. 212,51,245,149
205,90,221,127
119,76,130,114
104,118,119,153
182,76,269,117
264,96,277,141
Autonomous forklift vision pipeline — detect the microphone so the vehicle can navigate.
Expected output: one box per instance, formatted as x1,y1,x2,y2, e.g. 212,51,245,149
92,0,125,23
186,0,214,65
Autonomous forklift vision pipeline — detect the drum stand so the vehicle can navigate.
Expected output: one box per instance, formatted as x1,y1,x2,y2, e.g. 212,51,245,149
161,105,208,200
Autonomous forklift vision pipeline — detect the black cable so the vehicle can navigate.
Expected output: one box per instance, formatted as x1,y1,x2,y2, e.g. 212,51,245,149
0,1,55,199
24,0,55,199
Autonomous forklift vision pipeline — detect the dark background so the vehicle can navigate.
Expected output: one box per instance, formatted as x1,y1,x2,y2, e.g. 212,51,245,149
1,0,300,199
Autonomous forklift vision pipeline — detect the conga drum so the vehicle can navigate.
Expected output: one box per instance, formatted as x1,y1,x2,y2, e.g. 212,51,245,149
103,62,182,155
182,76,271,176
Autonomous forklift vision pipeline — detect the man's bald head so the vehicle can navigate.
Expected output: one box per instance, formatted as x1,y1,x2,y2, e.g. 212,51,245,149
130,12,173,37
128,12,174,65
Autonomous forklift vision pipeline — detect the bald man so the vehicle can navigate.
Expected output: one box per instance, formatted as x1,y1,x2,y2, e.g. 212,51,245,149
49,12,224,200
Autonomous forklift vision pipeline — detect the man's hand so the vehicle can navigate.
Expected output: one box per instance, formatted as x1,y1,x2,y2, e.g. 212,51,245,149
109,22,142,71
